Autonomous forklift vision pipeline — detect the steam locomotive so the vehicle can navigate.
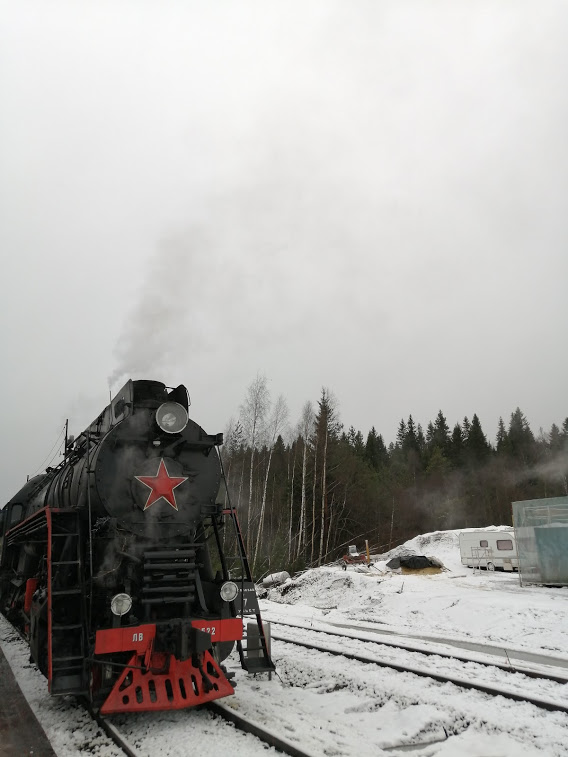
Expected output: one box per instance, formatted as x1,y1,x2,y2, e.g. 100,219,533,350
0,380,273,714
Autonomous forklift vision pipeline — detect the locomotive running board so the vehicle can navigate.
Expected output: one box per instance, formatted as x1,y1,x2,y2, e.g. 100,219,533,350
100,651,234,714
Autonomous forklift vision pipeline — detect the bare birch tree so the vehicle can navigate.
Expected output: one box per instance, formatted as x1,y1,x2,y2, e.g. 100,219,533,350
288,441,297,562
296,401,315,560
222,417,243,484
253,394,288,568
310,435,318,564
239,374,270,553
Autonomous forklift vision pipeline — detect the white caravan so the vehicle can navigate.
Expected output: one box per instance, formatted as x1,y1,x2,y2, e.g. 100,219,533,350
459,528,518,571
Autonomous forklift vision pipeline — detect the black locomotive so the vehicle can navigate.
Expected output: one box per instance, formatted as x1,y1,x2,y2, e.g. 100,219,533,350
0,380,272,714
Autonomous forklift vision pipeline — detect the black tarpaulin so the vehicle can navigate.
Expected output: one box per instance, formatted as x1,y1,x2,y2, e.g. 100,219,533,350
386,555,437,570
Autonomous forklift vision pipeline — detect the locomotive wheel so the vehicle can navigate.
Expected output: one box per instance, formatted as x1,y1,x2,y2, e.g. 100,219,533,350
30,606,49,677
212,640,235,664
220,662,237,688
88,664,104,706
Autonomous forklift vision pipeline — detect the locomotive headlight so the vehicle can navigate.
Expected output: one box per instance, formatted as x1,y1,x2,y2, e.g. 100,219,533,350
110,592,132,617
220,581,239,602
156,402,189,434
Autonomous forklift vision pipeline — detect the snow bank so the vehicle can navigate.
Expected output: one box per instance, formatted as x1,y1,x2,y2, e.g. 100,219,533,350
264,529,568,652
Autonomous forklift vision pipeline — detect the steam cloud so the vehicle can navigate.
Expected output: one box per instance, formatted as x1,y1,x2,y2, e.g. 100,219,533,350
108,231,223,389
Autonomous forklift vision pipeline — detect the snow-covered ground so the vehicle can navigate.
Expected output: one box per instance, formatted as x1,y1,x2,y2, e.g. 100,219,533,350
264,528,568,656
2,528,568,756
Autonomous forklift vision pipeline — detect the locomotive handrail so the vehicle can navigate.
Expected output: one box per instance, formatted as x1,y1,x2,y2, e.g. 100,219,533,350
86,429,94,630
5,506,77,545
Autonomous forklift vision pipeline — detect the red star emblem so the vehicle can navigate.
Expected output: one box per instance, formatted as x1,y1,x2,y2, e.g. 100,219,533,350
135,459,188,511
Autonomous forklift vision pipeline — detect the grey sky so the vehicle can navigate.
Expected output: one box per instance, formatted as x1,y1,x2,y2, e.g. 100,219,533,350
1,1,567,502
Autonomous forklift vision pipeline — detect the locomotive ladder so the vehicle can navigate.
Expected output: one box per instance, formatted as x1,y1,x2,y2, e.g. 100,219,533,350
47,509,88,695
215,495,275,675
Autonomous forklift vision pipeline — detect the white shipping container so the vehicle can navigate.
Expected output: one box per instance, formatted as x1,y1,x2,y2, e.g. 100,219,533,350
459,528,518,571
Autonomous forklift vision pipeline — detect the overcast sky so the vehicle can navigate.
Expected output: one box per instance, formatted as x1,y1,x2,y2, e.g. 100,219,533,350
1,1,567,502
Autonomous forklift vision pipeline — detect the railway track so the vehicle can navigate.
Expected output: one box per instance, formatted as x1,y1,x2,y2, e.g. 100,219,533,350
4,609,568,757
269,621,568,715
267,617,568,683
93,702,319,757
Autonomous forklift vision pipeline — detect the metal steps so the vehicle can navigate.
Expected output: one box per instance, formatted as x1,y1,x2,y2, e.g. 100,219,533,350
216,498,275,674
48,510,87,696
142,547,207,615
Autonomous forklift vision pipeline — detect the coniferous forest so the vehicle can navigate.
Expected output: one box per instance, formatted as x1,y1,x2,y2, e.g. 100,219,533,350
221,375,568,577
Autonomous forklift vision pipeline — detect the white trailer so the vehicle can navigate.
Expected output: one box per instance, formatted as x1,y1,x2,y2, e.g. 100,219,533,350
459,528,518,572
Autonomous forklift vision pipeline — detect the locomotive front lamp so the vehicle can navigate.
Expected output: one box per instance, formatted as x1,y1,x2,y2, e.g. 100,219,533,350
156,402,189,434
220,581,239,602
110,592,132,617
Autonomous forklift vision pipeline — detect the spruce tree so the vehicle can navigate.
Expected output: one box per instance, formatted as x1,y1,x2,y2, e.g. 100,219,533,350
354,430,365,458
549,423,562,453
375,433,390,469
396,419,407,448
426,445,451,476
466,414,491,462
508,408,536,465
433,410,450,452
313,388,341,565
405,415,419,452
448,422,464,467
417,424,426,455
365,427,379,469
496,417,508,453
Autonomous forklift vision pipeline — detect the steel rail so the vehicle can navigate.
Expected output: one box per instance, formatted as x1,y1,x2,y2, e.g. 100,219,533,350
208,701,320,757
268,618,568,684
88,707,140,757
271,629,568,715
91,699,319,757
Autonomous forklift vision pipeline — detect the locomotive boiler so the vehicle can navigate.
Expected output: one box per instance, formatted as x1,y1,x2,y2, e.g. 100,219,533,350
0,380,273,714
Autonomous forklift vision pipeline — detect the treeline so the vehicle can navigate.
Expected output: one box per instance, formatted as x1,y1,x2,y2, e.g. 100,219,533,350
221,375,568,576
